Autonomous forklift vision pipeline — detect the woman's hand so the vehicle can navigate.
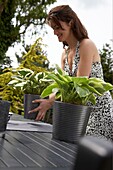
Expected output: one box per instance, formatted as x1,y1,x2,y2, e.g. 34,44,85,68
28,99,53,121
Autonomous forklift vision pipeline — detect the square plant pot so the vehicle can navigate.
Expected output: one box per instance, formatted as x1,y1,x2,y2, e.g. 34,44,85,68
24,94,40,120
0,100,10,137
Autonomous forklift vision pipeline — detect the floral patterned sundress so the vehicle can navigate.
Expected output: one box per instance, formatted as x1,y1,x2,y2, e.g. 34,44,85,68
64,41,113,141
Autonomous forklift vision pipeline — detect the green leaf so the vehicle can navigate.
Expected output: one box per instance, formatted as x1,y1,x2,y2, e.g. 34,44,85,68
64,75,72,82
47,73,70,90
72,76,88,84
8,80,19,85
85,84,102,96
56,73,69,83
56,64,64,75
76,86,90,97
88,78,113,94
87,94,96,105
14,82,26,87
11,75,24,81
41,83,58,98
102,82,113,91
18,68,33,77
88,77,104,83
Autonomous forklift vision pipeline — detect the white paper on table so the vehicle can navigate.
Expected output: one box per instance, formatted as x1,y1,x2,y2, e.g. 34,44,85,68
7,120,52,133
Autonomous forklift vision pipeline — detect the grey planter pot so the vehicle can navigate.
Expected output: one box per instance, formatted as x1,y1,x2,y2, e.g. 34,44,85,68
24,94,40,119
0,100,10,133
52,101,92,144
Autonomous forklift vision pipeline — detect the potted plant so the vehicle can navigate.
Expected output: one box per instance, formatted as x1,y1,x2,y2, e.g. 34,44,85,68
41,64,113,143
8,68,51,119
0,99,11,138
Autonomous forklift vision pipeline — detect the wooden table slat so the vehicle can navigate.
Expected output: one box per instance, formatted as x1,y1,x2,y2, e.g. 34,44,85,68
4,132,57,167
0,142,23,167
8,131,74,167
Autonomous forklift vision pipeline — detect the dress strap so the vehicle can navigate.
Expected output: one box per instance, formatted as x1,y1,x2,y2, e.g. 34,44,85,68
75,41,80,55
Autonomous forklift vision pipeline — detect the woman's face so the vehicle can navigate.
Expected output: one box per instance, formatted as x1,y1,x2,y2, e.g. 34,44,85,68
50,20,71,42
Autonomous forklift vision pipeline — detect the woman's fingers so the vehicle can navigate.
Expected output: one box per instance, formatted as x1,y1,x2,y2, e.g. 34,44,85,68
28,99,52,121
28,106,41,113
28,99,45,113
32,99,45,103
35,111,45,121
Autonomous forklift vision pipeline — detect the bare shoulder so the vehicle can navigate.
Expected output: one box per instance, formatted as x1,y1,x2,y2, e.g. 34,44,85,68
80,39,97,50
79,38,100,62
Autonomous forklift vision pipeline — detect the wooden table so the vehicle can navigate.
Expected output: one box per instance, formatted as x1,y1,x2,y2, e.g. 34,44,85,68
0,114,77,170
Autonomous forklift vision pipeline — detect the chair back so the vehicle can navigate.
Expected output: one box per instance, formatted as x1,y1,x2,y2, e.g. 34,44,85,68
74,136,113,170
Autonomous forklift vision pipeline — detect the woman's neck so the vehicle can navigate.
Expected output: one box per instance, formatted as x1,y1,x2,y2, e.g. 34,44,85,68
67,38,78,50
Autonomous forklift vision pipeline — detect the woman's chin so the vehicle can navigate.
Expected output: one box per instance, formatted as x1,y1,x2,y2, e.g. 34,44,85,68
58,36,63,42
58,38,63,42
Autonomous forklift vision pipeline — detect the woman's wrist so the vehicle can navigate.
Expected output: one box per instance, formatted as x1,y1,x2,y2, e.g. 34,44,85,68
49,93,55,107
48,98,54,107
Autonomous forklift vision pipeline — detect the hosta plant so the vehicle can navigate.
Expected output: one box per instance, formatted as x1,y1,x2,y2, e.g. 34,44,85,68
41,65,113,105
8,68,51,95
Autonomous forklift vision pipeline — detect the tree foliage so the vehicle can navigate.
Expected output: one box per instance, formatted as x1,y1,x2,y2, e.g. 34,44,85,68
99,43,113,85
19,37,50,72
0,0,56,67
0,0,16,62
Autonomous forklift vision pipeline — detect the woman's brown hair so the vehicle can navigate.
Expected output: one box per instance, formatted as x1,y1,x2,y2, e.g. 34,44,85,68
46,5,89,47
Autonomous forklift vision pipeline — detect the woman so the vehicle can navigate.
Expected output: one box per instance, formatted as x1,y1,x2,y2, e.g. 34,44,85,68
29,5,113,141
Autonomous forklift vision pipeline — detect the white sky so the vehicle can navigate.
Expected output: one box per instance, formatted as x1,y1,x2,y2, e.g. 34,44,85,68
7,0,113,68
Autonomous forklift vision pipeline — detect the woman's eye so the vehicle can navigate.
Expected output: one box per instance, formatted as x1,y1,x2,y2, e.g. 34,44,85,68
54,26,60,30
